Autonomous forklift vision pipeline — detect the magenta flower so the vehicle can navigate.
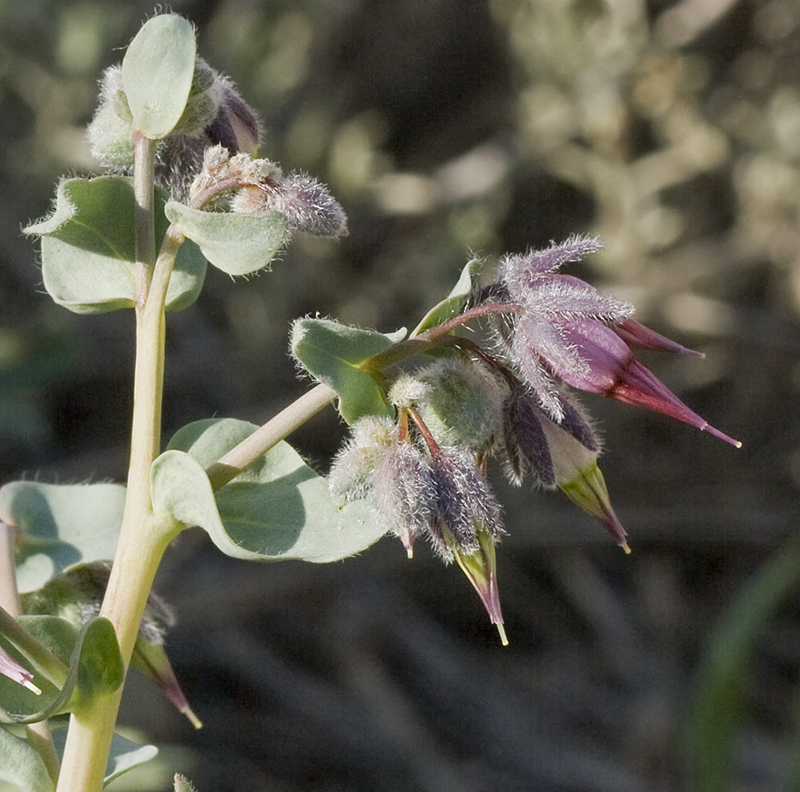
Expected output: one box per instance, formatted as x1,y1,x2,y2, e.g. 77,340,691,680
495,236,740,447
0,646,40,695
551,318,740,446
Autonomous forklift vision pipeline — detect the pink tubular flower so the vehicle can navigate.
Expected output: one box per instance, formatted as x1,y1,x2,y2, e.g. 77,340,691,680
0,646,40,695
552,319,741,447
495,236,740,447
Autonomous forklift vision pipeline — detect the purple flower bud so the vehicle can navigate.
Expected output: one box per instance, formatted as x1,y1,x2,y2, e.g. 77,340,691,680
371,442,436,558
502,386,554,486
204,83,262,156
257,173,348,237
429,450,503,561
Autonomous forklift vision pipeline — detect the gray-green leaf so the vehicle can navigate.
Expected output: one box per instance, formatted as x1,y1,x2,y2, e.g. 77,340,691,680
291,318,406,424
165,202,288,275
165,418,388,562
121,15,196,139
0,481,125,593
24,177,206,314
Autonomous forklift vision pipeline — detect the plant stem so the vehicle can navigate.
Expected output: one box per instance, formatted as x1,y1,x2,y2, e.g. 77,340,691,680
133,131,157,306
206,382,336,490
56,131,173,792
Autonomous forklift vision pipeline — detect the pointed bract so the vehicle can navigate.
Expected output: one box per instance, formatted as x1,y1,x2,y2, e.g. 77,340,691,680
539,413,628,549
450,527,508,645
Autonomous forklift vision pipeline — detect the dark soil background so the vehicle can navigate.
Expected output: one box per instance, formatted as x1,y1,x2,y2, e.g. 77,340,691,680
2,1,800,790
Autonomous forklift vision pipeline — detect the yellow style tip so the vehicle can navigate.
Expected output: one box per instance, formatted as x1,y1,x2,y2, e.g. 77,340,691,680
496,622,509,646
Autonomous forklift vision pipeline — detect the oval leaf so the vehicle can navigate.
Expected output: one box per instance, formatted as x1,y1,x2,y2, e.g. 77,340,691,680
166,418,388,562
104,734,159,788
0,481,125,593
150,450,225,541
165,201,289,275
291,318,406,424
24,177,206,314
121,15,196,139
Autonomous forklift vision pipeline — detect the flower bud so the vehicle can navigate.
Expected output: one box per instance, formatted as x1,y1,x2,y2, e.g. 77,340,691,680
416,357,504,455
450,526,507,645
429,449,503,560
371,442,436,557
87,65,135,169
538,415,628,550
328,416,396,502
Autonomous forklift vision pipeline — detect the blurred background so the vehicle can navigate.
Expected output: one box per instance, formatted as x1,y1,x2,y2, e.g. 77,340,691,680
2,0,800,789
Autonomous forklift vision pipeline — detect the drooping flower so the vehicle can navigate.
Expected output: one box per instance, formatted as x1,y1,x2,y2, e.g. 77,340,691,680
494,237,740,446
450,526,507,645
0,646,40,695
549,318,741,446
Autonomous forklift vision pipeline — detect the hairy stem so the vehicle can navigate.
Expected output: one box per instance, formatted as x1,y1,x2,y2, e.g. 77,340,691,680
56,132,174,792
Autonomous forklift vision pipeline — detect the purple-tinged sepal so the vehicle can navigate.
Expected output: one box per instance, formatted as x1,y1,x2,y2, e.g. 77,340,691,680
539,414,629,551
132,636,202,729
449,526,507,645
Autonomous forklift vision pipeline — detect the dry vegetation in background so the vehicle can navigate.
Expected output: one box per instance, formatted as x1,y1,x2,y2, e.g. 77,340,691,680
1,1,799,790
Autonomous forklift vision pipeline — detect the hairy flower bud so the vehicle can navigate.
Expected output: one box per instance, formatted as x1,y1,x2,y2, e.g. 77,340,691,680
87,65,135,169
371,442,436,557
416,357,504,455
429,449,503,561
328,416,396,502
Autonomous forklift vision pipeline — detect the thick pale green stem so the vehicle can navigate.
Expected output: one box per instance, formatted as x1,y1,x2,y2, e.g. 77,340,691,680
57,528,170,792
206,383,336,490
56,131,172,792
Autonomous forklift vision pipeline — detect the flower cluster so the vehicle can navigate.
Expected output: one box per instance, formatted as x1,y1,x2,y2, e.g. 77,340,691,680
87,57,348,238
328,235,740,643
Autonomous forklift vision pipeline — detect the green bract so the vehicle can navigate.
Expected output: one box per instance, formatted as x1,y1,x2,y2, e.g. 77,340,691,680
165,202,289,275
23,177,206,314
291,318,407,424
411,257,482,336
121,15,196,140
0,481,125,593
163,418,388,561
